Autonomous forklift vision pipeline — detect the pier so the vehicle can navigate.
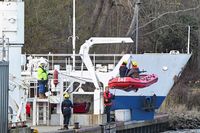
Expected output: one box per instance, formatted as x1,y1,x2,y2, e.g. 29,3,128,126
9,114,169,133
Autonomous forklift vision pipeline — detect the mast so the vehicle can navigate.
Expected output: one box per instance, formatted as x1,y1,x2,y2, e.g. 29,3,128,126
72,0,76,70
187,25,190,54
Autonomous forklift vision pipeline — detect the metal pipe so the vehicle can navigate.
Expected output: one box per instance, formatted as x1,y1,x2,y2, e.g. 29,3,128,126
187,25,190,54
135,0,140,54
93,52,95,69
2,33,6,61
28,53,125,57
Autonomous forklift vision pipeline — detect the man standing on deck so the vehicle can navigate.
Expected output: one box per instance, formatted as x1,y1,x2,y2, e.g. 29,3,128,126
103,86,115,123
37,62,48,98
61,92,73,129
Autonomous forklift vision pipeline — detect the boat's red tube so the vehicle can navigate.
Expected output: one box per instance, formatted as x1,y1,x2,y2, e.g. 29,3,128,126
108,74,158,91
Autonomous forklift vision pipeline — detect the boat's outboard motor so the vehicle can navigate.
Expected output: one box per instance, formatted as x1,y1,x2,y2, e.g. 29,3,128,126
143,94,157,112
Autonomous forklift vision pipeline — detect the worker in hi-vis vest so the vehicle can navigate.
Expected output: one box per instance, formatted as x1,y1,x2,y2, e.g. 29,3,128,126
37,62,48,98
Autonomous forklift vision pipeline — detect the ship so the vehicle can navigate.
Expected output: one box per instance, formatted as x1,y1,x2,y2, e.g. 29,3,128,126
109,52,191,120
0,1,191,132
73,37,191,121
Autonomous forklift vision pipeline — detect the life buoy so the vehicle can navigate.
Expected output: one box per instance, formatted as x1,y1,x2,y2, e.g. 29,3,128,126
53,69,58,87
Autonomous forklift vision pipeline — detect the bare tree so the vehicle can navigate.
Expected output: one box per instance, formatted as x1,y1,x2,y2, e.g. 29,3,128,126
96,0,113,36
90,0,104,34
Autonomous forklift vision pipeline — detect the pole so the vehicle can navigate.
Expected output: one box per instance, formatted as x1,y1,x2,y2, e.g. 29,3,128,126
2,33,6,61
1,32,9,61
135,0,140,54
72,0,76,70
187,25,190,54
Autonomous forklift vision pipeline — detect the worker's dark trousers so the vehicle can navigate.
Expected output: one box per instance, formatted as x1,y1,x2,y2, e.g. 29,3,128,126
38,80,47,94
104,106,111,123
63,114,71,128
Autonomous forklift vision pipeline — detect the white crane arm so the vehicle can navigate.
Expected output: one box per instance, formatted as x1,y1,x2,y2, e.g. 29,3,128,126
79,37,134,89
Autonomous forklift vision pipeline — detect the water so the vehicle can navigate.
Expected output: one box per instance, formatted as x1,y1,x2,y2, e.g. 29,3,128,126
163,129,200,133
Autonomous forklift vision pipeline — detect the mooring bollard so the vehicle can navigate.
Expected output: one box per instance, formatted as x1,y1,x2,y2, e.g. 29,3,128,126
74,122,80,129
99,124,105,133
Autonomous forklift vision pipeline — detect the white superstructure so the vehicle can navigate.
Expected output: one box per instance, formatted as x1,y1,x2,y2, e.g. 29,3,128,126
0,1,25,125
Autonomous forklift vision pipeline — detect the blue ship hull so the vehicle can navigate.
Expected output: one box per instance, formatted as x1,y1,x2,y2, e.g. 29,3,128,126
106,53,191,120
111,96,165,120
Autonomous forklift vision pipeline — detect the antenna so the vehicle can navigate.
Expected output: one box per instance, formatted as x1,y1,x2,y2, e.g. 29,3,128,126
135,0,141,54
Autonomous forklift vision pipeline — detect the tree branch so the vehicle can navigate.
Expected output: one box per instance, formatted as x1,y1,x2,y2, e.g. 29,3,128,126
136,5,200,32
142,23,187,36
90,0,104,34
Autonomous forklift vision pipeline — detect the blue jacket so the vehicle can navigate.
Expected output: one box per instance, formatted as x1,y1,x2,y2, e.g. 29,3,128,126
61,99,73,115
119,64,128,77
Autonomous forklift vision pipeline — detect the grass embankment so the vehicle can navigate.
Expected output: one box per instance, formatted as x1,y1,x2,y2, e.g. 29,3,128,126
159,80,200,129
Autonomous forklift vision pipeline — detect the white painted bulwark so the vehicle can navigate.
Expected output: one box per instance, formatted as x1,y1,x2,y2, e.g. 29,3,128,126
72,114,107,126
94,89,104,115
0,2,24,44
9,45,23,78
115,109,131,122
0,45,22,78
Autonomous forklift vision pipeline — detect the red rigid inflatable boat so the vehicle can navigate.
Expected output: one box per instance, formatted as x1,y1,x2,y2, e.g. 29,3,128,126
108,74,158,91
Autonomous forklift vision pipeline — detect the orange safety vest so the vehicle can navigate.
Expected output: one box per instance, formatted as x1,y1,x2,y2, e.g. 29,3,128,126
103,91,112,106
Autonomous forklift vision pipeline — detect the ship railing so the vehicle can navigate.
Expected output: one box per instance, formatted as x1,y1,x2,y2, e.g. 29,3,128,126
22,53,125,72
